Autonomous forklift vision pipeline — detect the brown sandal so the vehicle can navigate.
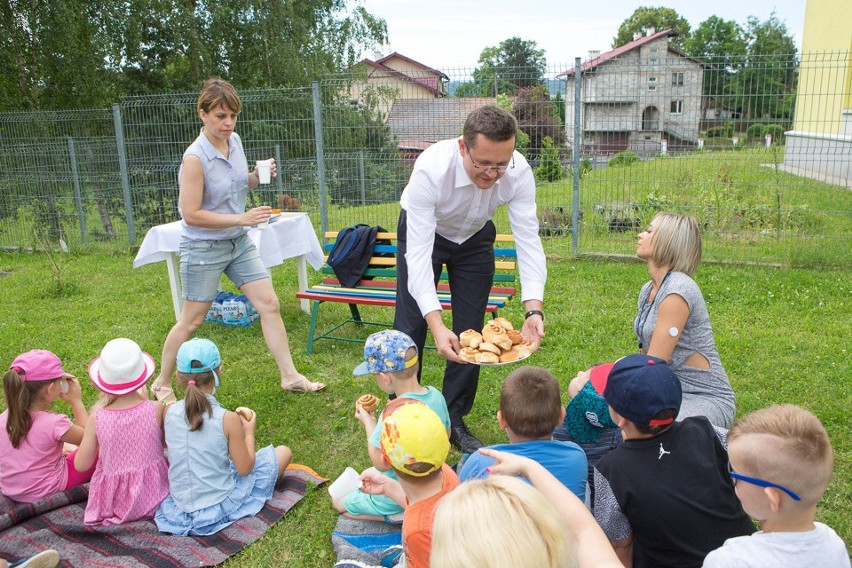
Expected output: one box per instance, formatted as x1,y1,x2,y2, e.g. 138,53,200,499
281,377,326,393
150,383,177,405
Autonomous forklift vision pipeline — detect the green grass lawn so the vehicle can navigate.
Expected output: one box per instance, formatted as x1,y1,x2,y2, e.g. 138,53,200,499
0,242,850,565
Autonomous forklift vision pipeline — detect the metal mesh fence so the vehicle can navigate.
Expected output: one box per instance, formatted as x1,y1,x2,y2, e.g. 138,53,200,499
0,50,849,267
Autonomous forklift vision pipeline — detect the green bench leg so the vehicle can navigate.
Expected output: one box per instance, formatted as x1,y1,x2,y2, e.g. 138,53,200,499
305,300,321,355
349,303,362,325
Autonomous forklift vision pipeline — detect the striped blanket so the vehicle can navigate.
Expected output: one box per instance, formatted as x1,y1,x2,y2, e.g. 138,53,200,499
0,464,325,567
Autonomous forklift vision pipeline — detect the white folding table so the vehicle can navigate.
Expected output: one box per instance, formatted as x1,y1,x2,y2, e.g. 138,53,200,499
133,212,324,320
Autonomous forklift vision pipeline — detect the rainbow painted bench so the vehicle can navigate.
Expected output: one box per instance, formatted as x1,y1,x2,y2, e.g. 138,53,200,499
295,231,517,354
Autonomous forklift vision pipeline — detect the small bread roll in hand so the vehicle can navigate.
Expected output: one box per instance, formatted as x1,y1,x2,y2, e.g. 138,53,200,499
475,351,500,364
459,347,480,363
235,406,255,421
356,394,378,413
478,342,501,355
491,334,513,352
494,317,514,331
459,329,483,349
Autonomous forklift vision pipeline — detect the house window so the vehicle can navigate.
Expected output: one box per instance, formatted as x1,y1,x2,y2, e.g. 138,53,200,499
670,100,683,114
648,76,657,91
672,72,684,86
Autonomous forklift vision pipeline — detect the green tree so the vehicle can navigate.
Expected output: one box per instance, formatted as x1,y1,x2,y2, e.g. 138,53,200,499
0,0,388,110
684,17,747,107
457,37,545,97
613,6,690,49
735,14,798,119
684,16,746,59
534,136,563,182
0,1,117,110
513,85,564,160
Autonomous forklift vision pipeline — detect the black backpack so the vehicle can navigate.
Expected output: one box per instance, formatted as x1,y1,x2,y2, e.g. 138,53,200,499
327,224,386,288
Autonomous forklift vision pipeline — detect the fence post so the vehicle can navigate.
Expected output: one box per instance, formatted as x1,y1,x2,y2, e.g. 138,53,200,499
572,57,581,255
67,137,86,244
358,150,366,206
112,103,135,244
275,143,284,198
311,82,329,240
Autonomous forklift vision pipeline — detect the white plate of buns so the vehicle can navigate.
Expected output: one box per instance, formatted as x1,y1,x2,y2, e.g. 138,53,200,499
458,317,535,366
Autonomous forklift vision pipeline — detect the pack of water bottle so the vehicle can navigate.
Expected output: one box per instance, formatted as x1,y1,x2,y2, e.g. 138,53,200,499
205,291,259,327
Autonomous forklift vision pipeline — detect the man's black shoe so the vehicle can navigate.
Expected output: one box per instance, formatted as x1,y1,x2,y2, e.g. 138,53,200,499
450,424,483,454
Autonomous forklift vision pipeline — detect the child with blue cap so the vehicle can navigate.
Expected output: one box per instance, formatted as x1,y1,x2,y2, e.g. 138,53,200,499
155,338,292,535
331,329,450,524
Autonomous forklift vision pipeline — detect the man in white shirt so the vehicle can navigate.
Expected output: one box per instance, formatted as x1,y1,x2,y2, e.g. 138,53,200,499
393,105,547,454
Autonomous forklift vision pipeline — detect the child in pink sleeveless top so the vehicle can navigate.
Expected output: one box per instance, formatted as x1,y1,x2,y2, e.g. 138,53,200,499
74,338,170,525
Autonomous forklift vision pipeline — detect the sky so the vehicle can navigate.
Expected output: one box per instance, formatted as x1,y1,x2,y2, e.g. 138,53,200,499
357,0,807,74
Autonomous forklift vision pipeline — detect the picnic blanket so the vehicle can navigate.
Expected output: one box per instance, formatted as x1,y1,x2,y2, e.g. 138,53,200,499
331,515,402,567
0,464,325,567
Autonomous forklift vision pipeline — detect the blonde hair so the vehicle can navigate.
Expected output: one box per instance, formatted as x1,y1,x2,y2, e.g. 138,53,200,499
197,77,241,115
648,212,702,275
430,476,575,568
729,405,833,506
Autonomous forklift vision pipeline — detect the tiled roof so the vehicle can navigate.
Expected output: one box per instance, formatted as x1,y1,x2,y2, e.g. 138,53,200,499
357,59,445,97
386,98,497,144
558,29,677,77
376,52,449,80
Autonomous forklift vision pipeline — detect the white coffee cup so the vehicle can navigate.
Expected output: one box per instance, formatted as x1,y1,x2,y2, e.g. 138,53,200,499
327,466,363,500
255,219,268,230
255,159,272,184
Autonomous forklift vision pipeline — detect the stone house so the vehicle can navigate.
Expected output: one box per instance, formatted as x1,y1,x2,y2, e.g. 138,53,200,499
559,29,706,155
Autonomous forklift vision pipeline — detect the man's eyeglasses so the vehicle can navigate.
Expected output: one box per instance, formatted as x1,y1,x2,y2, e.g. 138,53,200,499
727,463,801,501
464,142,515,174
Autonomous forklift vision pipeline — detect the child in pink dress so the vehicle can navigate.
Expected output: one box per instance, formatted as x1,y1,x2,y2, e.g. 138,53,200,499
74,338,170,526
1,350,95,503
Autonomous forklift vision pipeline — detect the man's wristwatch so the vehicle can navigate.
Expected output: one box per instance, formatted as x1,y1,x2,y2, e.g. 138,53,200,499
524,309,544,321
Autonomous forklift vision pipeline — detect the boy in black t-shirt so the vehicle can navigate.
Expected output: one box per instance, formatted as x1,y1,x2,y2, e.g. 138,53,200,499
592,354,754,568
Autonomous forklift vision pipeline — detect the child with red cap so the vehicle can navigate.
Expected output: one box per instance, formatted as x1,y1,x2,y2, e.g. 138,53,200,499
591,354,754,568
0,349,94,503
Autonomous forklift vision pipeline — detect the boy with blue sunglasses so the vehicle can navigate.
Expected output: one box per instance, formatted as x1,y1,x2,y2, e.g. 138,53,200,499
704,405,850,567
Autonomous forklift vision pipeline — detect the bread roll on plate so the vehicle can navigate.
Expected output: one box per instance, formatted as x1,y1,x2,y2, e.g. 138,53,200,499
506,330,523,345
482,320,505,342
493,317,514,331
459,329,483,348
491,334,513,351
478,342,501,355
475,351,500,364
499,350,520,363
460,347,480,363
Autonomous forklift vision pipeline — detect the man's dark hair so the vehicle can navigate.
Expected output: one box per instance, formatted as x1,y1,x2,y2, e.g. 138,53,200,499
463,105,518,147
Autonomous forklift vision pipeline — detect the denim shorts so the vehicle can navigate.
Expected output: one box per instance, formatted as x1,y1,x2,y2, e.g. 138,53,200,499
179,233,268,302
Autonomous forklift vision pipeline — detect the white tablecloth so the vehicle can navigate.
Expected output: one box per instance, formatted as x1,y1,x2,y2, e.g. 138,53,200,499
134,212,324,319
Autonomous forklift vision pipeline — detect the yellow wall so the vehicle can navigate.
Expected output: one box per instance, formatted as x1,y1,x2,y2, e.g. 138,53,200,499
793,0,852,135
